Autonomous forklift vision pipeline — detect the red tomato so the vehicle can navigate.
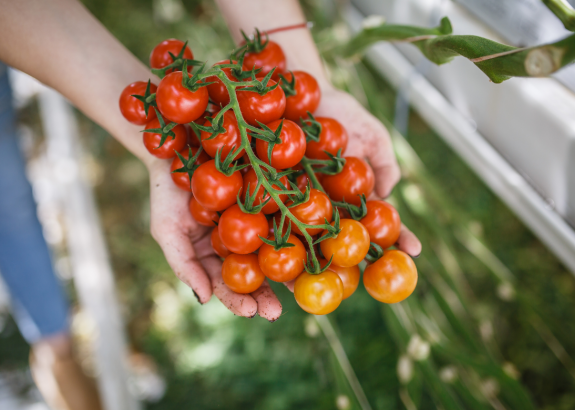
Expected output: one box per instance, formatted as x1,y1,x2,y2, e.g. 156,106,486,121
360,201,401,249
294,271,343,315
222,253,265,294
286,189,333,236
218,204,268,254
243,40,286,81
189,197,220,227
258,234,307,282
322,157,375,206
256,119,306,169
200,110,246,160
305,117,348,161
281,71,321,122
320,219,370,267
237,78,286,126
143,118,187,159
318,259,360,300
149,39,194,73
191,160,243,211
206,60,242,107
211,227,231,259
363,250,418,303
241,168,288,214
119,81,157,125
156,71,209,124
170,146,210,191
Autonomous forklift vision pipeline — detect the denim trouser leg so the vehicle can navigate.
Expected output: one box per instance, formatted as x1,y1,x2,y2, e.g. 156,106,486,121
0,64,69,343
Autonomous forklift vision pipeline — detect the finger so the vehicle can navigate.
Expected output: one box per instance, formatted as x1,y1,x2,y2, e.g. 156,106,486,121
201,254,259,317
251,280,282,322
396,224,422,257
283,279,296,293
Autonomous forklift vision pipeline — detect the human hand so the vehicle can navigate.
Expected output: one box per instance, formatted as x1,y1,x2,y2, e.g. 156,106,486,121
314,86,422,257
146,159,283,321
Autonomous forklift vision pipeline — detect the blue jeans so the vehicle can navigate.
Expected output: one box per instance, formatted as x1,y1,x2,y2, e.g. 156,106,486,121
0,63,69,343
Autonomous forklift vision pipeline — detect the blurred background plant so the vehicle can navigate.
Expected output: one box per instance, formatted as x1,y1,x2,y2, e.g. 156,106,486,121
1,0,575,409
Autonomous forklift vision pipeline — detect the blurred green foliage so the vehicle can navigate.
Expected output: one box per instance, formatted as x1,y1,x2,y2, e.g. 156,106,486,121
2,1,575,409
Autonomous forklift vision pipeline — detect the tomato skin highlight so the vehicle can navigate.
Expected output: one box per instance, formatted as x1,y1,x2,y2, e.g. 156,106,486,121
258,234,307,282
170,146,210,191
281,71,321,122
222,253,265,294
360,201,401,249
243,41,286,81
241,168,288,214
363,250,418,303
218,204,268,254
200,110,246,160
211,227,231,259
206,60,241,107
305,117,348,161
256,119,306,169
294,271,343,315
150,39,194,73
286,189,333,236
318,259,360,300
320,219,370,268
189,197,220,227
191,160,243,212
156,71,209,124
143,118,187,159
237,78,286,126
322,157,375,206
119,81,157,125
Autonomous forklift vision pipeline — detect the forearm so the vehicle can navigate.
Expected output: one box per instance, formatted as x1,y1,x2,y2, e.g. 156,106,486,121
0,0,155,166
215,0,330,89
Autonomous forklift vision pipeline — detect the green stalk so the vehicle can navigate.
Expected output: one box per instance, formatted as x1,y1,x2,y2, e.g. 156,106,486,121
543,0,575,31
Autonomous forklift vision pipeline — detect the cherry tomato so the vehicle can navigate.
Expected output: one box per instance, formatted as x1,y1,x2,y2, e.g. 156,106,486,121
191,160,243,211
318,259,360,300
211,227,231,259
281,71,321,121
286,189,333,236
322,157,375,206
360,201,401,249
237,78,286,126
241,168,288,214
218,204,268,254
206,60,242,107
305,117,348,161
200,110,246,160
119,81,157,125
143,117,187,159
189,197,220,227
320,219,370,267
170,146,210,191
256,119,306,169
149,39,193,74
156,71,209,124
258,234,307,282
222,253,265,294
294,271,343,315
363,250,418,304
243,40,286,81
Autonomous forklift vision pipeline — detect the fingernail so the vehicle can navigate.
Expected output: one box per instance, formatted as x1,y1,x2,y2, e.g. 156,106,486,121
249,312,257,319
192,290,204,305
412,252,421,259
268,317,279,323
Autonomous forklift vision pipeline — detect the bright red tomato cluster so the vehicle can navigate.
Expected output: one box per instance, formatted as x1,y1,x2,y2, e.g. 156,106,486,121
119,36,418,317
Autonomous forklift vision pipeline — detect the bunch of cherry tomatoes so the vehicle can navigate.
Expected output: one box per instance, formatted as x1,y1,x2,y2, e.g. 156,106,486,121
119,31,418,316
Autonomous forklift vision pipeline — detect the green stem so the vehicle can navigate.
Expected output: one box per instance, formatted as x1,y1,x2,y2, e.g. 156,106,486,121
543,0,575,31
300,157,326,192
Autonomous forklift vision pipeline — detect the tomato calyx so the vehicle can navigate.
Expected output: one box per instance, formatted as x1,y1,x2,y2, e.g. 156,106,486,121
249,120,283,164
171,145,206,189
286,180,311,208
313,209,341,245
365,242,385,263
194,112,227,140
237,180,271,214
240,28,269,54
151,41,203,79
130,79,157,117
229,50,263,81
305,254,334,275
214,146,247,176
241,69,279,96
180,61,215,93
332,194,368,220
303,150,346,175
142,108,178,148
278,71,297,97
260,217,295,251
300,112,322,142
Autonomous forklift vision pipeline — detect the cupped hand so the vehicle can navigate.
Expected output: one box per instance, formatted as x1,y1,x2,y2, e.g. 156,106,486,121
314,86,422,257
146,159,283,321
